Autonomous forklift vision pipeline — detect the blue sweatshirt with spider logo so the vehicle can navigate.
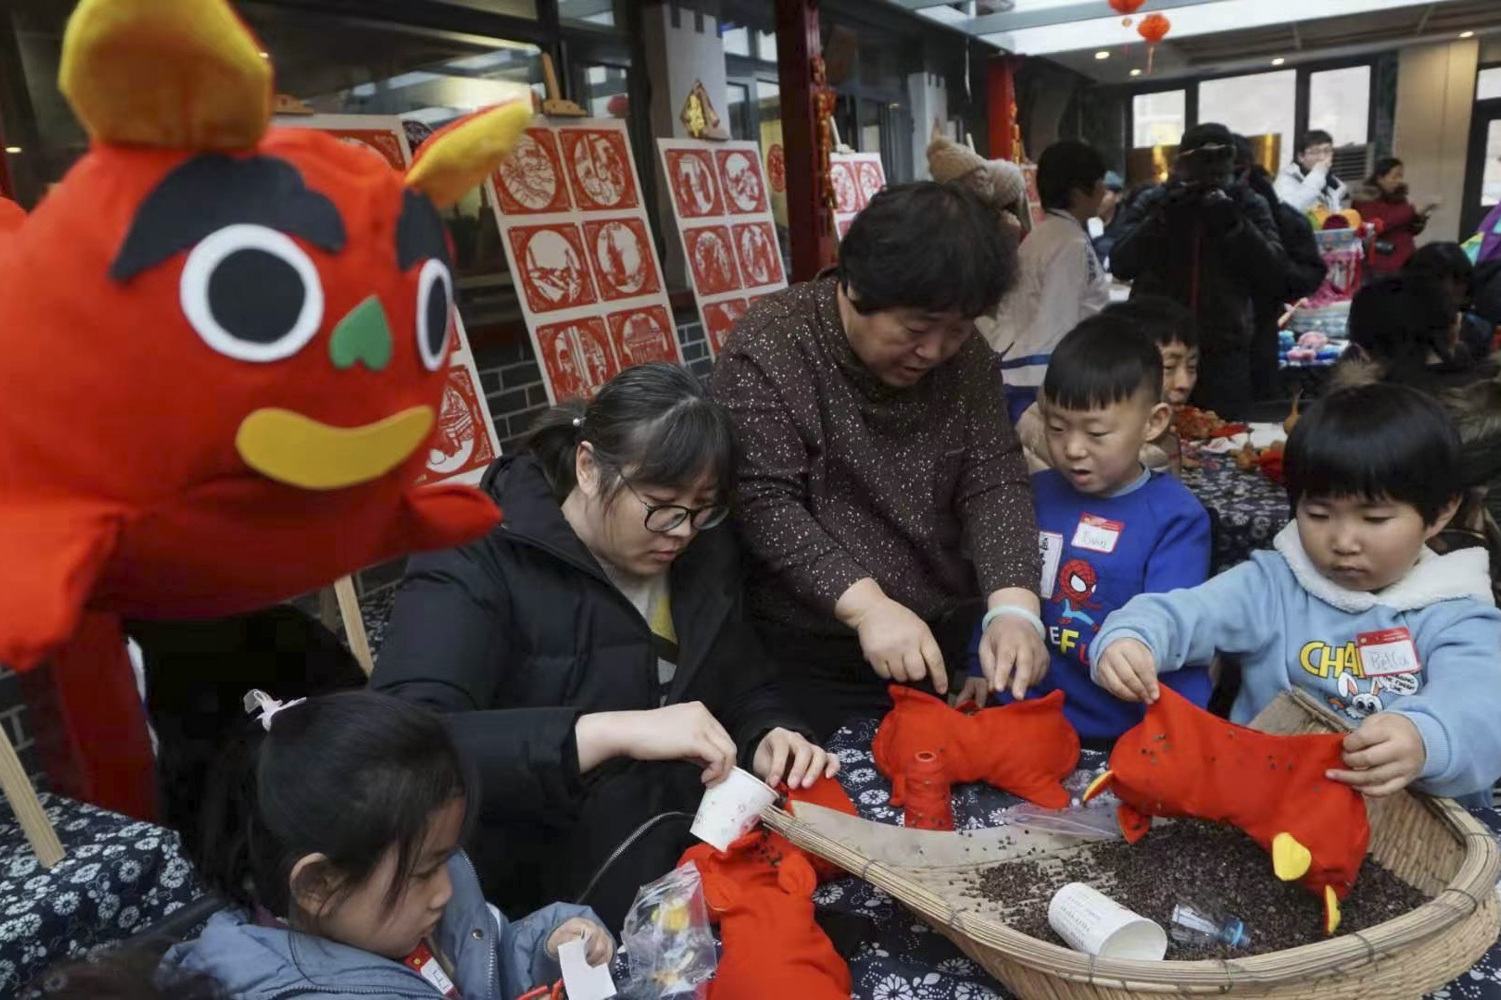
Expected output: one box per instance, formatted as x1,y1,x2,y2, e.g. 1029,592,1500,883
968,467,1213,741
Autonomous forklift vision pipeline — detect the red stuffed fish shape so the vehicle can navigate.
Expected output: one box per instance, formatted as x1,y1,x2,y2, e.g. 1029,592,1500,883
1082,687,1370,933
680,777,856,1000
872,685,1080,809
0,0,534,670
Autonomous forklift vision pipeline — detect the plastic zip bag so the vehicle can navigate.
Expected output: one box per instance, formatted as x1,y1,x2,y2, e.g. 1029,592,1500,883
617,861,718,997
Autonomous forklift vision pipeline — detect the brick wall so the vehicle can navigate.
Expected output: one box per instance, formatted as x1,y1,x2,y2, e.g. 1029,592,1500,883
0,667,46,787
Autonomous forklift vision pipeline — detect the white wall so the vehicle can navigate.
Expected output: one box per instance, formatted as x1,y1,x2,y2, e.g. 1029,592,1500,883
908,71,948,180
1393,37,1479,244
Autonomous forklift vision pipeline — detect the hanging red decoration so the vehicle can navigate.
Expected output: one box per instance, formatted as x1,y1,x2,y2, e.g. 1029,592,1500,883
1137,12,1172,73
1108,0,1146,13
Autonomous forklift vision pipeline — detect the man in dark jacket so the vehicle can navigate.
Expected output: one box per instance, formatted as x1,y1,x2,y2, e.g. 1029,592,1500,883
372,453,815,929
1111,123,1287,419
1234,135,1328,400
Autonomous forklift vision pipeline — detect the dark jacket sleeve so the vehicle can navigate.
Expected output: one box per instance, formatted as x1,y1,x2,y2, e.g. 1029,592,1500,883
371,547,585,824
1278,207,1328,300
1105,187,1165,282
1223,189,1287,300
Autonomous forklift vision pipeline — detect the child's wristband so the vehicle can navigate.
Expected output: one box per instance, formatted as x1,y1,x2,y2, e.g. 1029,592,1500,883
981,605,1046,641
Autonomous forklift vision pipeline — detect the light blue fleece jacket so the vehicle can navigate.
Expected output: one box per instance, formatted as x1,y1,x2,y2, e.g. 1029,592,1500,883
160,853,594,1000
1090,523,1501,799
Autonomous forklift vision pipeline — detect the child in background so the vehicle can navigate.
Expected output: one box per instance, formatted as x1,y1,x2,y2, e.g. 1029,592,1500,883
161,691,612,1000
961,315,1212,745
1015,296,1200,473
1092,384,1501,802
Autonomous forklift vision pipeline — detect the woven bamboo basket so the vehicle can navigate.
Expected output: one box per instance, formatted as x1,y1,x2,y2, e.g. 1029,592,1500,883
764,690,1501,999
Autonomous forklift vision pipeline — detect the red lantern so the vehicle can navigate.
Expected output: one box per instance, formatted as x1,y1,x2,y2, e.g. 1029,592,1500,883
1137,12,1171,73
1109,0,1146,13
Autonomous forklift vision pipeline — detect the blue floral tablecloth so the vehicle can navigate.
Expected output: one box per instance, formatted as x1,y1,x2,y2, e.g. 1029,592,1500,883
820,717,1501,1000
0,793,203,993
1180,454,1290,573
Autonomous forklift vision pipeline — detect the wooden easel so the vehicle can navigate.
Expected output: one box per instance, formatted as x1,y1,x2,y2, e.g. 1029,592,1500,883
0,724,63,867
331,575,374,676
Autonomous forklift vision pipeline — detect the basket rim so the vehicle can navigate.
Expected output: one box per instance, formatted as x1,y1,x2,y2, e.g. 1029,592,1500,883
765,693,1501,988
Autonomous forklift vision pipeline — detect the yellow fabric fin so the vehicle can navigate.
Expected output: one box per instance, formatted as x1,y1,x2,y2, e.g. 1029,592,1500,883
1271,832,1312,881
1081,770,1115,802
59,0,271,150
406,97,534,209
1324,886,1342,934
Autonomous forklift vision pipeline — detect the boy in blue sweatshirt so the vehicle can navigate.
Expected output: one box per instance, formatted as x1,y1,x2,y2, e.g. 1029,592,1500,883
1092,384,1501,801
962,313,1212,743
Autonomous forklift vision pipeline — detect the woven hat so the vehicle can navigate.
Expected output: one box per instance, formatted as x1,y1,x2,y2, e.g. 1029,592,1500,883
927,135,1026,209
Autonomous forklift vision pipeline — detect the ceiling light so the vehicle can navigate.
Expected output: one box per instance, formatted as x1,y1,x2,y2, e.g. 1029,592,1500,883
3,147,19,154
1095,50,1111,60
1460,31,1475,39
1130,68,1143,77
1271,57,1286,66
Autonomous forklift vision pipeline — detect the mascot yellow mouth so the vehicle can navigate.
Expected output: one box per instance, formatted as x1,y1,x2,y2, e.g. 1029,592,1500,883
235,406,435,491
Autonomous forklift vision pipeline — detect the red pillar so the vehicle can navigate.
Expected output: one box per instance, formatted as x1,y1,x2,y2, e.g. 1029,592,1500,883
987,55,1022,162
775,0,836,281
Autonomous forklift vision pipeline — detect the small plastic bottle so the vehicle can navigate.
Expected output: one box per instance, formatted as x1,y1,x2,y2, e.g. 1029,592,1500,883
1169,899,1251,949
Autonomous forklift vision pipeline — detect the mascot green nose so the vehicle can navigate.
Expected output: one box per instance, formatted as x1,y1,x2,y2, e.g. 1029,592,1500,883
329,295,393,371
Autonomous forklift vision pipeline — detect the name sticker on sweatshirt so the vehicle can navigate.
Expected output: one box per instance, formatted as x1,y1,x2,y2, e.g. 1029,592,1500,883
404,941,460,998
1072,514,1124,554
1356,627,1422,678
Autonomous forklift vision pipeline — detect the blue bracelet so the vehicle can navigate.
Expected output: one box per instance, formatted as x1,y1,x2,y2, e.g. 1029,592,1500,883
981,604,1046,640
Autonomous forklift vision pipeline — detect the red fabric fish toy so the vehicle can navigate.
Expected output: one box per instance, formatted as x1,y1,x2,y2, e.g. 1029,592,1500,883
680,777,855,1000
872,685,1079,809
1082,687,1370,933
0,0,534,672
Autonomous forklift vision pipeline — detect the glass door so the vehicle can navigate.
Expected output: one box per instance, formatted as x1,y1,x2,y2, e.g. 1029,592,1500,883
1461,94,1501,242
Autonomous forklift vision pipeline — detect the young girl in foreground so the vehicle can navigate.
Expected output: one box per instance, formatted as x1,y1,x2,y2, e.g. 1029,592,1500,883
162,691,611,999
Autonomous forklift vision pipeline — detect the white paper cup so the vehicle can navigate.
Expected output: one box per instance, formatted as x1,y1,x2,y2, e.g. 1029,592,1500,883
1048,883,1167,961
690,766,778,851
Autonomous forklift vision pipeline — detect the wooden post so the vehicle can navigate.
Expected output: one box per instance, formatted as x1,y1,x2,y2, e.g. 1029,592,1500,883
0,725,62,867
334,575,374,676
775,0,835,282
987,55,1022,162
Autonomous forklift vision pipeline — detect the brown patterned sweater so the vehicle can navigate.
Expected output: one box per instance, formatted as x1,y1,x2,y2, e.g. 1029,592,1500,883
711,275,1039,637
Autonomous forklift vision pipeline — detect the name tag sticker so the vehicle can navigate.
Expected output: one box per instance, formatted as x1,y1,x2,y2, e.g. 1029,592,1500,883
1072,514,1124,554
1356,627,1422,678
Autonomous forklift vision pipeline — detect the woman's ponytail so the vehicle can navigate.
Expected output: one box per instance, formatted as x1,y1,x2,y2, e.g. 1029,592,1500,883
191,718,269,911
522,398,588,502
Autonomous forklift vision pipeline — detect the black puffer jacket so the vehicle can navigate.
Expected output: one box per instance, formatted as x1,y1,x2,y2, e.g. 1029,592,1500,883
372,454,810,925
1110,181,1287,353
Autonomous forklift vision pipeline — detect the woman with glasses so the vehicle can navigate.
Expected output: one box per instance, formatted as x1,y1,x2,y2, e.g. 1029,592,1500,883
372,362,832,930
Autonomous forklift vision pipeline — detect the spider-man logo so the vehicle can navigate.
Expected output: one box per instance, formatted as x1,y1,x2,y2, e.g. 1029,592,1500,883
1052,558,1102,626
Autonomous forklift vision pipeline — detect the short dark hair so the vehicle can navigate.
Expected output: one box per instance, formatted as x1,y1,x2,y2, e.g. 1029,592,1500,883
839,181,1018,318
1348,274,1455,381
195,692,475,922
1284,383,1461,524
1406,241,1474,308
1368,156,1403,187
1042,313,1163,411
526,361,737,505
1037,140,1106,211
1113,295,1199,350
1295,129,1334,157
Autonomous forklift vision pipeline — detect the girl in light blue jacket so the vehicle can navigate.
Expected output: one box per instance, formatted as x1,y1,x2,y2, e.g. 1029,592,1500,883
160,691,612,1000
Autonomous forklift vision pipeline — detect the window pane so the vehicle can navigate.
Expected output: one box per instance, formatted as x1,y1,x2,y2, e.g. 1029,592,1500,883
559,0,615,26
1132,90,1186,148
1480,67,1501,101
756,31,777,62
1198,69,1297,164
722,26,751,57
1309,66,1370,146
1482,120,1501,208
726,83,751,141
578,63,628,119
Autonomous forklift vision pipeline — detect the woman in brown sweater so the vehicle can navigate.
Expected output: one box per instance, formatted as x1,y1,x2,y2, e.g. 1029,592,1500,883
712,182,1048,737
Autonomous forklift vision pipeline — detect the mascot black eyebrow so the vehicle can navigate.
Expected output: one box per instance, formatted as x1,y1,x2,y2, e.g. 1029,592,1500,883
0,0,532,672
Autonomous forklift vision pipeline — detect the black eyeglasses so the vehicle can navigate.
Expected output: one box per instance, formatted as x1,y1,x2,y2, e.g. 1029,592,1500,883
621,477,729,533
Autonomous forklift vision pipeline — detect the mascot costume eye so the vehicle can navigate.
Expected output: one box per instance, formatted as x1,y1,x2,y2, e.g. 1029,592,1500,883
0,0,533,673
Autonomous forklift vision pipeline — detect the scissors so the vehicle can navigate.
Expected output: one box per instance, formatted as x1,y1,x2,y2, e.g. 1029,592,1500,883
516,981,565,1000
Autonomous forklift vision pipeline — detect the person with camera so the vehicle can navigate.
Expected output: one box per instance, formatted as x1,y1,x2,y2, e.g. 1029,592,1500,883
1275,129,1350,215
1110,123,1287,420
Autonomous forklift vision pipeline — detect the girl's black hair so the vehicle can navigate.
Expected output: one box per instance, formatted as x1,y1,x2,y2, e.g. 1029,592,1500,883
195,691,474,921
1347,274,1456,383
838,181,1018,319
523,361,737,505
1367,156,1403,187
1042,313,1163,412
1405,241,1474,311
1284,383,1461,525
1111,295,1199,350
25,947,225,1000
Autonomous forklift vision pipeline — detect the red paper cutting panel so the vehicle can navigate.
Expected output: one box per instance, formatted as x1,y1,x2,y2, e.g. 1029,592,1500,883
323,129,407,170
857,158,886,205
767,144,787,194
583,217,663,301
507,223,597,314
715,148,769,214
830,160,860,213
703,298,749,355
414,366,496,485
684,225,742,295
493,128,571,215
665,148,725,219
537,317,620,400
559,128,639,211
731,221,784,288
607,305,679,367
